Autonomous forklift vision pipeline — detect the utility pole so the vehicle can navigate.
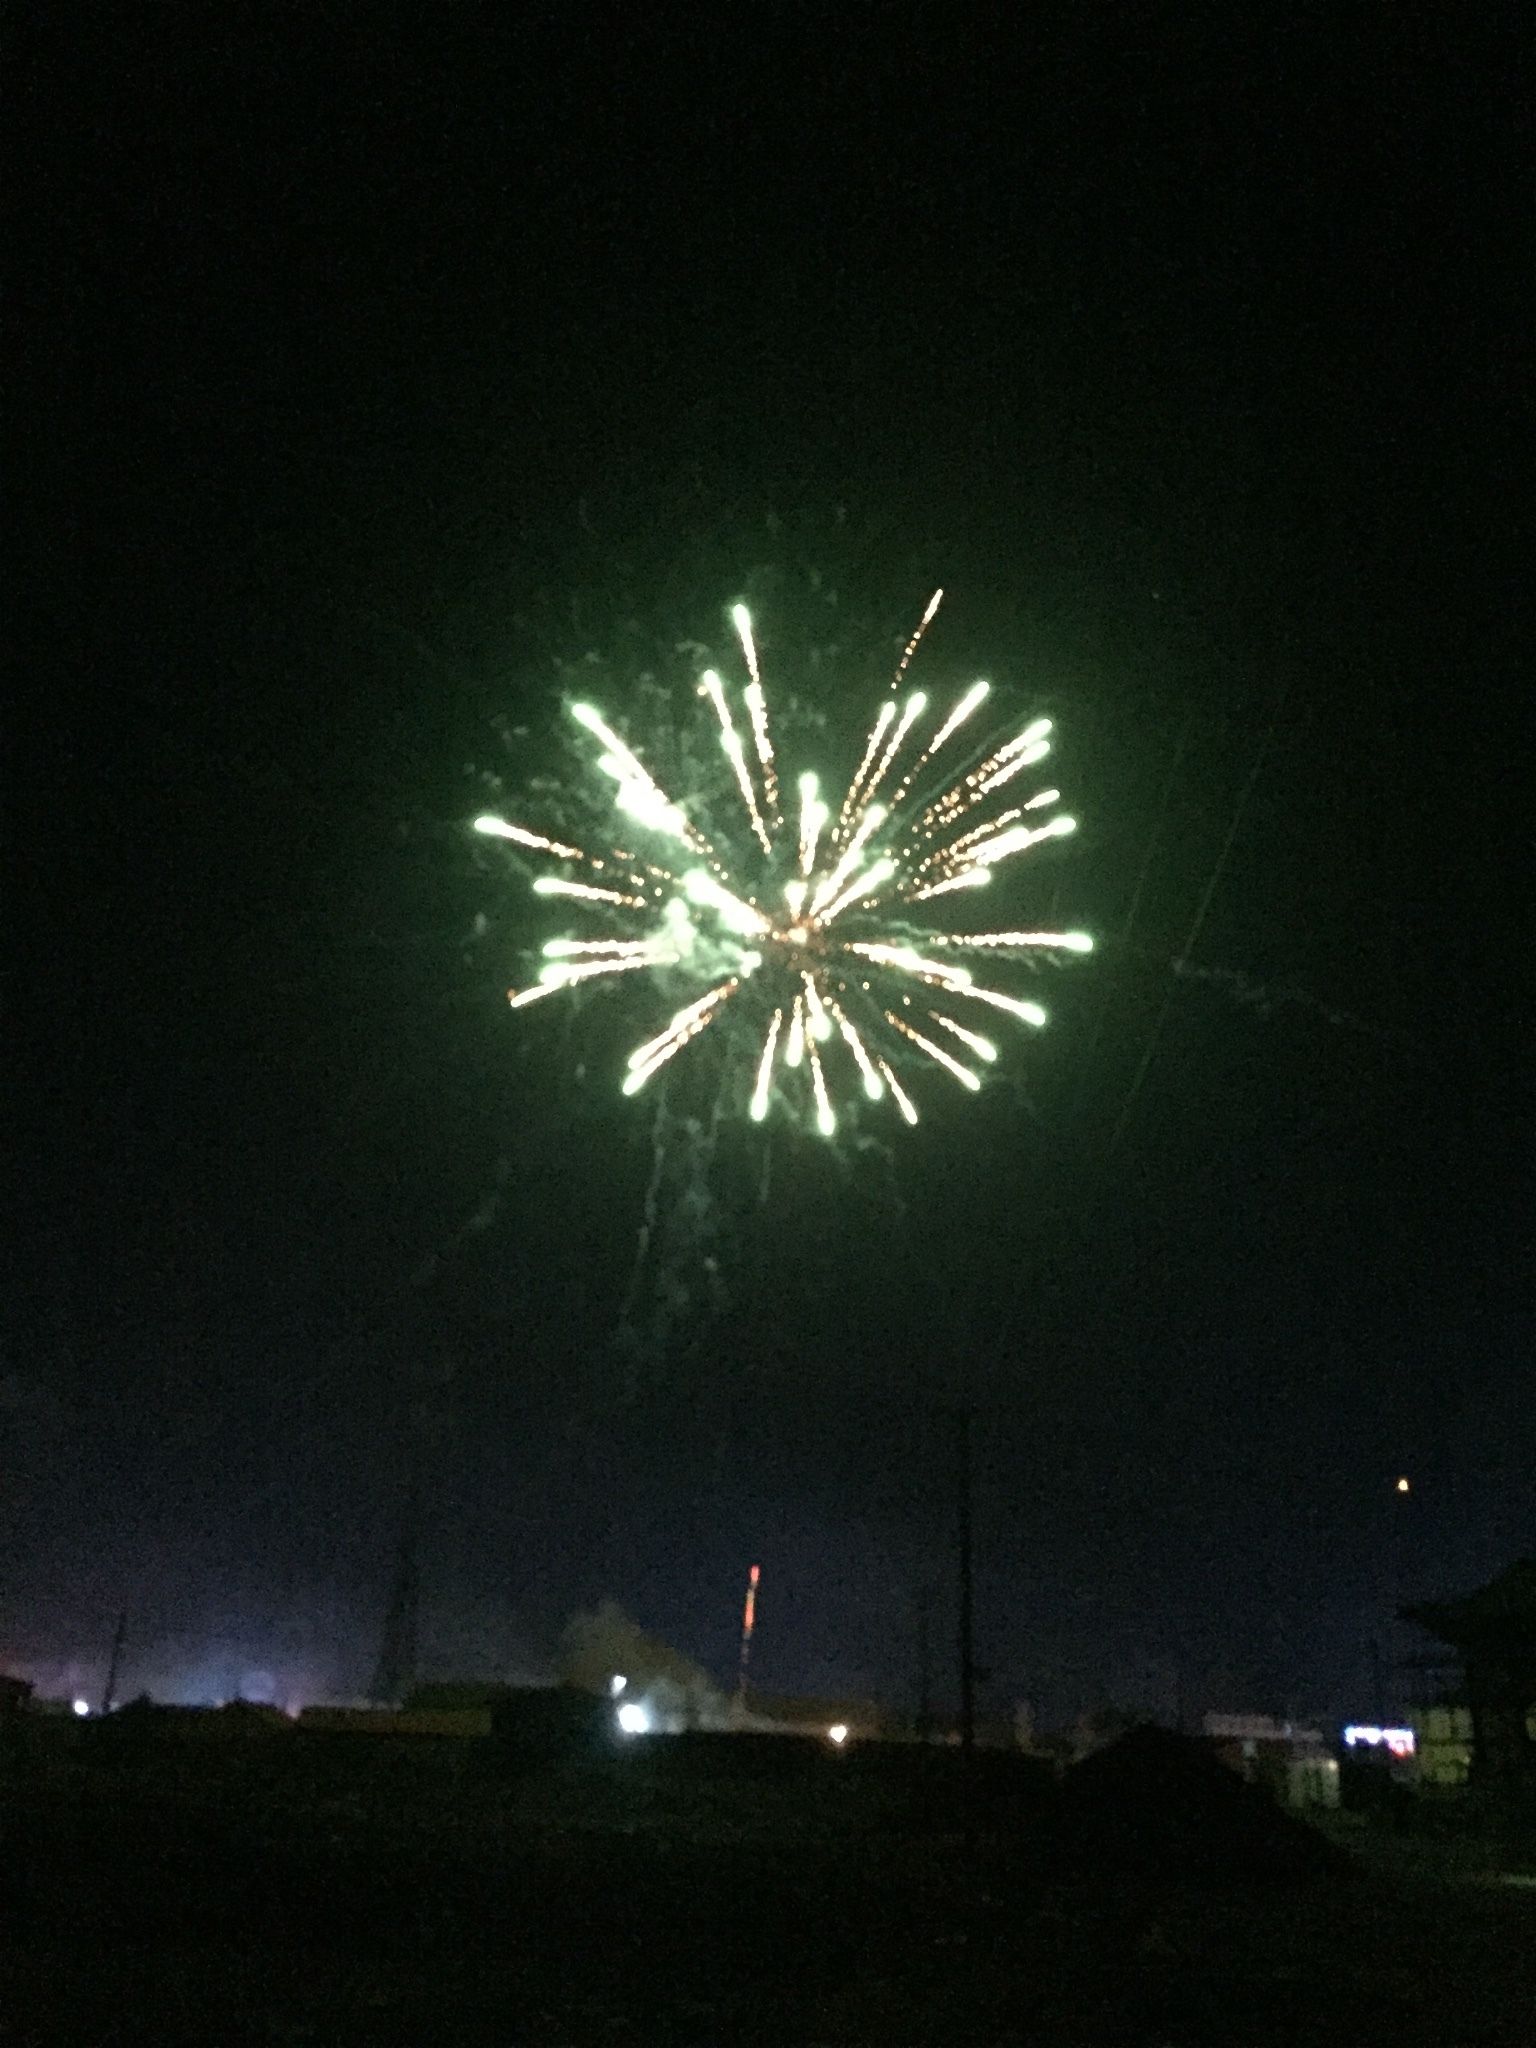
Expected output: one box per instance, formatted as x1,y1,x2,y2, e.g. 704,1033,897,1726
736,1563,760,1716
100,1611,127,1717
1369,1636,1387,1727
369,1357,451,1705
1388,1474,1412,1724
915,1581,933,1742
370,1477,421,1705
956,1406,976,1761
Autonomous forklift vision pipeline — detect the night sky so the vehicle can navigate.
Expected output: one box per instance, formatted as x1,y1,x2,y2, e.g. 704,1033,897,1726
8,14,1533,1724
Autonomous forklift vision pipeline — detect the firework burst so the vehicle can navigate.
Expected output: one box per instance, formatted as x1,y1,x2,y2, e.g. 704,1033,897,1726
475,593,1091,1133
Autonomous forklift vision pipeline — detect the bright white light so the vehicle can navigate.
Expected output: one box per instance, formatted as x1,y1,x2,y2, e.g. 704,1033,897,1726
610,1674,627,1697
828,1722,849,1746
72,1697,90,1718
617,1701,651,1735
1343,1723,1415,1758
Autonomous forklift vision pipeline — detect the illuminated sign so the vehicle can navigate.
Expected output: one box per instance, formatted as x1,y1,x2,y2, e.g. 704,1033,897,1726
1343,1723,1415,1758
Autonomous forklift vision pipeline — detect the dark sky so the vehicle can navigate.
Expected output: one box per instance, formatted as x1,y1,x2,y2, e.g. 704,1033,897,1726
8,12,1533,1722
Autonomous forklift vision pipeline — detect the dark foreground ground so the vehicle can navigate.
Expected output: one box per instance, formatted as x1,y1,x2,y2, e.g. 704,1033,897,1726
3,1724,1534,2045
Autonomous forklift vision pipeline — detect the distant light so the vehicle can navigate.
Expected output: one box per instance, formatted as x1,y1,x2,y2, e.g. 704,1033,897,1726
72,1697,90,1718
828,1722,849,1746
1344,1723,1415,1758
617,1701,651,1736
1395,1476,1411,1494
609,1674,627,1697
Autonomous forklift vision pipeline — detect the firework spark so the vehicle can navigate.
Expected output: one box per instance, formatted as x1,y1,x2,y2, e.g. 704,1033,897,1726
476,598,1090,1130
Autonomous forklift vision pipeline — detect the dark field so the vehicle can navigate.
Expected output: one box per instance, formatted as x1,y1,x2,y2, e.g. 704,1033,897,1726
3,1723,1534,2045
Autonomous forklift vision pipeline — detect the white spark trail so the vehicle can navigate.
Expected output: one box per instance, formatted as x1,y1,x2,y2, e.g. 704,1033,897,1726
890,586,943,693
733,602,779,837
982,717,1054,770
700,670,772,856
571,702,714,856
845,941,973,984
924,929,1094,954
968,814,1077,868
828,1000,884,1098
835,700,897,840
507,981,565,1010
904,869,991,903
806,1031,835,1135
819,856,898,926
886,1012,982,1091
749,1008,783,1121
859,691,929,814
784,992,806,1069
797,773,827,877
811,804,889,917
731,603,762,689
475,816,585,860
928,1012,998,1062
877,1059,920,1124
890,678,992,810
801,972,833,1044
976,740,1053,797
910,808,1024,877
951,984,1048,1026
532,878,649,908
743,682,781,830
543,938,660,959
622,982,737,1093
532,955,671,993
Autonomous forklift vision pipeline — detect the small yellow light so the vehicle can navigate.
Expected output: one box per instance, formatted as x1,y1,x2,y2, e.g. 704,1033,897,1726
1395,1476,1411,1494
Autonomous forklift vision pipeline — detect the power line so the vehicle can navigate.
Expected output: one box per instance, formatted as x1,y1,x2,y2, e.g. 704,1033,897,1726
1106,686,1289,1156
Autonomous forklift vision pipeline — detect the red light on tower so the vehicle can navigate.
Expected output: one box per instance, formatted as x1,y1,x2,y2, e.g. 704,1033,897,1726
738,1564,761,1706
